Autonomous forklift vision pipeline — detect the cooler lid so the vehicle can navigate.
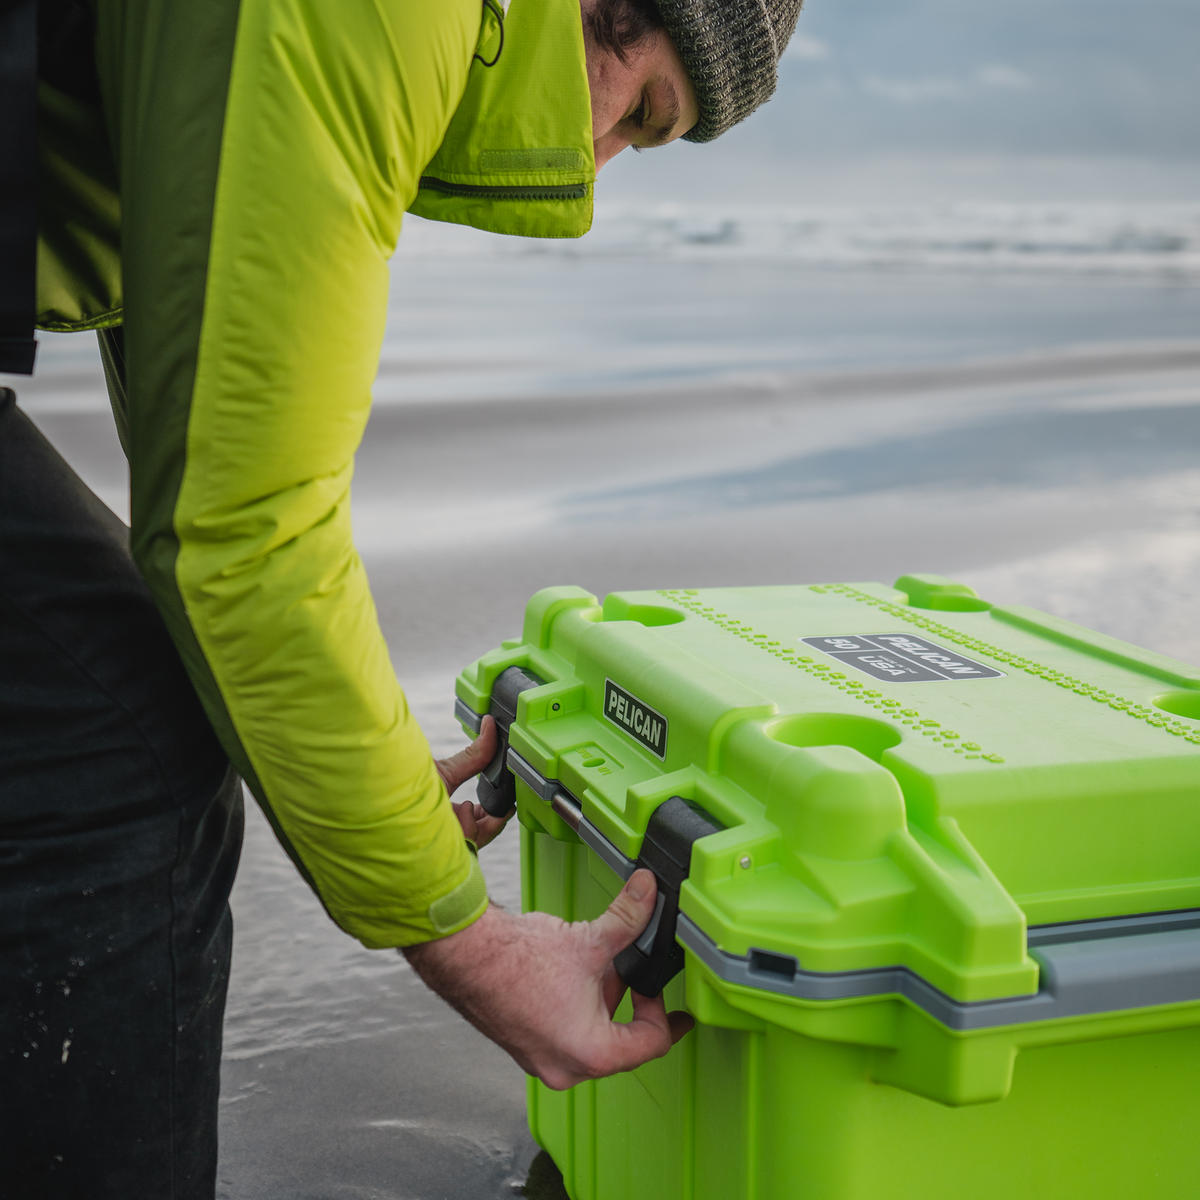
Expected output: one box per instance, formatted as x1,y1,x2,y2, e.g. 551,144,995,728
456,576,1200,1005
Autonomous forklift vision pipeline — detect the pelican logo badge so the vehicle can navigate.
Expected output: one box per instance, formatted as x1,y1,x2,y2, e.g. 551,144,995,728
604,680,668,759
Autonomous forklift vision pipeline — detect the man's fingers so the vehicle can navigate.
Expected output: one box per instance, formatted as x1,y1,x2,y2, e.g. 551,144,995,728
452,799,479,842
435,715,498,796
589,869,658,961
451,795,517,850
617,994,694,1061
666,1009,695,1044
600,961,628,1018
471,809,514,851
585,990,676,1076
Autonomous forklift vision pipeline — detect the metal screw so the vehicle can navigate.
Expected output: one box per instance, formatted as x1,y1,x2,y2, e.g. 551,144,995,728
739,856,752,870
551,703,560,711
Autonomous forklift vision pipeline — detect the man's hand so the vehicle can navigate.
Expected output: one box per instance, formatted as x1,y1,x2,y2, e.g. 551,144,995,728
403,869,694,1089
434,714,510,849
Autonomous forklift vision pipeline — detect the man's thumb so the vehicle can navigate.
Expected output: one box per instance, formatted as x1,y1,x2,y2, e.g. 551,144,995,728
591,868,658,958
435,715,498,796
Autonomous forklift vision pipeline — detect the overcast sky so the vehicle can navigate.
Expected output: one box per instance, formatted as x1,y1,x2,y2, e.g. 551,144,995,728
603,0,1200,203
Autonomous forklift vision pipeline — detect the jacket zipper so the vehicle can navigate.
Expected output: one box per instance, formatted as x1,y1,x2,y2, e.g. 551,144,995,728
419,175,586,201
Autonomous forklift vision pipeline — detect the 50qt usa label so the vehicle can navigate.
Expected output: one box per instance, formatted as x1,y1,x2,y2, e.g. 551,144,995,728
604,680,668,759
802,633,1004,683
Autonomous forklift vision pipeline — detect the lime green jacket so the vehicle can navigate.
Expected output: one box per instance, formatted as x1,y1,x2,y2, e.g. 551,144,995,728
36,0,595,947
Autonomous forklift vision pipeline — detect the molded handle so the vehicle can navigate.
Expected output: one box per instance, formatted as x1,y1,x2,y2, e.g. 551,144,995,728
476,666,544,817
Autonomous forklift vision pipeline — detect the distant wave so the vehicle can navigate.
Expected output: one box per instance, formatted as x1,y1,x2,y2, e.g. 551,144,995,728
398,202,1200,277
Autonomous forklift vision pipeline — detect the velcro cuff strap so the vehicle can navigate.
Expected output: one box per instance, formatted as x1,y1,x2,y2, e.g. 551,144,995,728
427,849,489,935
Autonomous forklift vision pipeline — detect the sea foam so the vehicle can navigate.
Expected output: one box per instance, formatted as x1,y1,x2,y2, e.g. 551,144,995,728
397,202,1200,278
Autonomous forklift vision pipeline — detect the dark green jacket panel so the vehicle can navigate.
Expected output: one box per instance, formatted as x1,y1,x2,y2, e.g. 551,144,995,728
36,78,122,331
91,0,276,823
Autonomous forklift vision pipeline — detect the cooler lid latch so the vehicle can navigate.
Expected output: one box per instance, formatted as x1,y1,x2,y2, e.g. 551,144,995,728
615,796,722,998
476,666,544,817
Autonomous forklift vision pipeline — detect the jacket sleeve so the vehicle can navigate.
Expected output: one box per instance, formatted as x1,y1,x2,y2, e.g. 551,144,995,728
99,0,487,946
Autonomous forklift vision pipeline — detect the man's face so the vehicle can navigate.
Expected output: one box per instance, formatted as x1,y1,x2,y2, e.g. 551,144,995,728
582,16,700,169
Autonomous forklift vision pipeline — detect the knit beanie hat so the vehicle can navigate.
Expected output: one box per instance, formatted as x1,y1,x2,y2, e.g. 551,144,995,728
653,0,804,142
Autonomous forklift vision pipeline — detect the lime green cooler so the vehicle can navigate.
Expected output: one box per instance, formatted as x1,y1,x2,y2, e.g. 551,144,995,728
455,576,1200,1199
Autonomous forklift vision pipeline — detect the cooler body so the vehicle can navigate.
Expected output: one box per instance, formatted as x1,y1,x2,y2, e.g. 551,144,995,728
456,577,1200,1200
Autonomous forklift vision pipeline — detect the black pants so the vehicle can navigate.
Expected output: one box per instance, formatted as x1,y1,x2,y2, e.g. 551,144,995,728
0,386,243,1199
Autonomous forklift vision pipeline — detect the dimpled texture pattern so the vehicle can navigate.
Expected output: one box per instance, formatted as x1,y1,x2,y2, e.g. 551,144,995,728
654,0,803,142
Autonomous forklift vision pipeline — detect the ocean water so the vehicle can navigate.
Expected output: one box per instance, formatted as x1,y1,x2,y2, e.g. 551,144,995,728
379,202,1200,405
400,200,1200,273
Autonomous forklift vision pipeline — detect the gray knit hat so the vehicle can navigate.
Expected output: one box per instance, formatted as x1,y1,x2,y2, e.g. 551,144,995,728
653,0,804,142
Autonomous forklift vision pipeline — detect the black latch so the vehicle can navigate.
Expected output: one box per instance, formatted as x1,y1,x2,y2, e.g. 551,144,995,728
475,665,544,817
614,797,722,998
